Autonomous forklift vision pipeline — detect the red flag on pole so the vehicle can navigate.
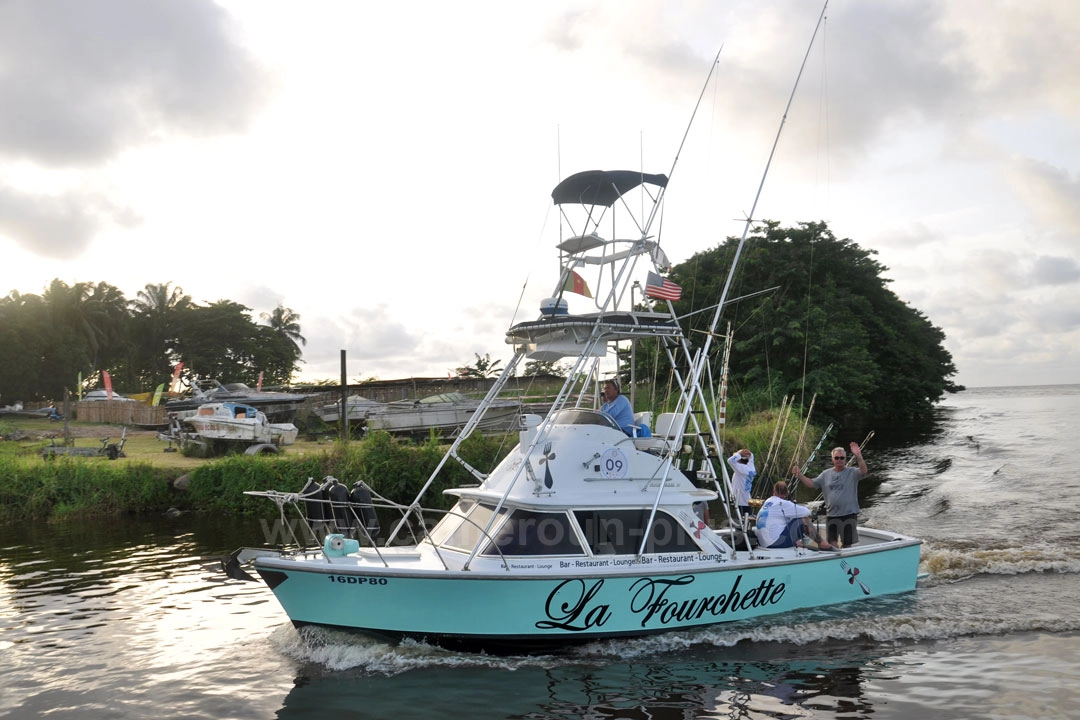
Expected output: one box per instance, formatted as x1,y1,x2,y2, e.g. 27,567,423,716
170,362,184,394
563,270,593,298
102,370,114,400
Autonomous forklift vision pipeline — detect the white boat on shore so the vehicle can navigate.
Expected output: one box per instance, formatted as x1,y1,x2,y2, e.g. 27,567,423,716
180,402,298,447
165,379,306,423
224,161,921,650
313,395,381,426
316,392,522,437
366,392,522,436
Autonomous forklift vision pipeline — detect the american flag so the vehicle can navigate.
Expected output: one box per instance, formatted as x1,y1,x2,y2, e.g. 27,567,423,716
644,271,682,301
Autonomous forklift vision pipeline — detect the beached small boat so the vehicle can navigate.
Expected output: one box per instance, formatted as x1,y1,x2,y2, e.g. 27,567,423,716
165,380,305,423
366,392,522,436
313,395,381,426
182,402,298,446
316,392,522,437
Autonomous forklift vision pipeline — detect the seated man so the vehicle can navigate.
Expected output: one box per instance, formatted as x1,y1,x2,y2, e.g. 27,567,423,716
755,481,833,549
599,379,635,436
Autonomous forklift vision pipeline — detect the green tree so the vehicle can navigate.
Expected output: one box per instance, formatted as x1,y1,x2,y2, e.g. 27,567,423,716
260,304,306,350
258,304,304,383
657,221,959,426
83,282,132,380
40,280,98,397
455,353,503,379
253,324,302,386
523,359,569,377
0,279,312,401
0,292,49,401
129,282,192,389
174,300,263,384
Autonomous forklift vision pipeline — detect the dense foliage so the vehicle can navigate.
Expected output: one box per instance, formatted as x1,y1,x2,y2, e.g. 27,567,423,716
0,456,174,522
646,221,960,427
0,281,304,402
186,430,510,517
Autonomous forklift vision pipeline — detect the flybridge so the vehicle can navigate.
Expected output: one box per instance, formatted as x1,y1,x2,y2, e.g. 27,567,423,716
506,311,681,361
551,170,670,256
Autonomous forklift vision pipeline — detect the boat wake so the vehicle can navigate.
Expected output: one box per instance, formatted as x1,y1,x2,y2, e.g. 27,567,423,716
266,560,1080,675
268,625,563,673
919,542,1080,584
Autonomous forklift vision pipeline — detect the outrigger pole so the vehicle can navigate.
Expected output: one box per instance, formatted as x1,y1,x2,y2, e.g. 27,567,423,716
639,0,831,555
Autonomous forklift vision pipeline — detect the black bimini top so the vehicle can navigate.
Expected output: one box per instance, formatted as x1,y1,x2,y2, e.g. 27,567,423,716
551,170,669,208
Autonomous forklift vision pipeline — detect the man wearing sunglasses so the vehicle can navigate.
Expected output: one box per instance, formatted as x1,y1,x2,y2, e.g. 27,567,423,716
791,442,867,548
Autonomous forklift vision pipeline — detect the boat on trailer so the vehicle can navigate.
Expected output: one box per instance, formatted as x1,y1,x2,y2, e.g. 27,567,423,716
225,166,922,652
164,401,298,454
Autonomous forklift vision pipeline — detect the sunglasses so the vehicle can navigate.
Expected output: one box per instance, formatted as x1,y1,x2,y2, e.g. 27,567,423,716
832,456,846,460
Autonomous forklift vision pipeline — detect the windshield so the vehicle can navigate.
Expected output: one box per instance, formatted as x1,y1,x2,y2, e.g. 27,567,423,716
550,409,620,431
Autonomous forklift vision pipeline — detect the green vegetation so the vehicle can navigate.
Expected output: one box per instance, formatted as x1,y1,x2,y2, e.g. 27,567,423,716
454,353,503,379
0,456,174,522
0,407,826,523
648,221,961,427
0,429,515,522
0,280,303,401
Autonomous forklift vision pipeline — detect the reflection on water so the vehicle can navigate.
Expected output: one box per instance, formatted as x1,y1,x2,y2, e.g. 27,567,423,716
270,631,1080,720
273,639,889,720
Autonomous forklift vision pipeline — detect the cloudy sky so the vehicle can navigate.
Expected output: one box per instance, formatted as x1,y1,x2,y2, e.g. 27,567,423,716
1,0,1077,389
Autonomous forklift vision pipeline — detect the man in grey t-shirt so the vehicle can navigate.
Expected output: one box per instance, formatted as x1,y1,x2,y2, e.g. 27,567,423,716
791,442,867,547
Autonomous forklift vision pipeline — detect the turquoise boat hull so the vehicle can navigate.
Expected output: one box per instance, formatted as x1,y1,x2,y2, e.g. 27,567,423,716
255,541,920,651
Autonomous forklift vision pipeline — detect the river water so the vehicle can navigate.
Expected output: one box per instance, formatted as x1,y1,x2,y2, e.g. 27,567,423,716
2,384,1078,719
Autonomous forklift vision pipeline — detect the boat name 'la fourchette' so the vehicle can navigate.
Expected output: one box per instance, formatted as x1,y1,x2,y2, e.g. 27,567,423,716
537,573,786,631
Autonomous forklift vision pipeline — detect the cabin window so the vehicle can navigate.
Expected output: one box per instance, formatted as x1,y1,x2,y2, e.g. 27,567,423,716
573,509,701,555
435,502,506,552
549,409,621,432
428,499,474,545
481,509,584,556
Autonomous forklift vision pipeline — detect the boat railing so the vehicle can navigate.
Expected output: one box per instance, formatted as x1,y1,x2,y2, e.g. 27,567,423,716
245,485,518,571
244,489,383,559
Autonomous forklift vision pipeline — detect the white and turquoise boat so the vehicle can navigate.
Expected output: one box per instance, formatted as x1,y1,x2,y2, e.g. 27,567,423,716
226,163,922,652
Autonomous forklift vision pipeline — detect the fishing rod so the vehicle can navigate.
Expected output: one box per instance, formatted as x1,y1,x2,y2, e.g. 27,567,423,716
679,286,781,322
848,430,874,467
792,421,833,502
638,2,830,556
790,393,818,475
677,0,830,392
663,46,723,192
754,395,791,499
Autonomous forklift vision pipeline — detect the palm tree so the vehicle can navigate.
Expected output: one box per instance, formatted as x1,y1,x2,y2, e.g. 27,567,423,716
455,353,503,379
84,282,130,369
131,282,192,316
260,305,306,350
129,282,193,387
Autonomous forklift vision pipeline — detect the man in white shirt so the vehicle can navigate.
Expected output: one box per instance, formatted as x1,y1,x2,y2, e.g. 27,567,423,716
726,448,756,517
755,481,812,549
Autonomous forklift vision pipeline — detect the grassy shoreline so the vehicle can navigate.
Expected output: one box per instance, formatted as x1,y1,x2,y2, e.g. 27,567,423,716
0,418,512,522
0,412,822,523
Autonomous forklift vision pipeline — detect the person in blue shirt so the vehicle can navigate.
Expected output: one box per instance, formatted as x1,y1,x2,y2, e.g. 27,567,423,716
599,379,635,436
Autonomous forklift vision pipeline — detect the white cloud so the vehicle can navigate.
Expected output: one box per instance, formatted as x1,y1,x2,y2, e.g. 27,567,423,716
0,0,271,165
0,0,1078,390
0,182,140,257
